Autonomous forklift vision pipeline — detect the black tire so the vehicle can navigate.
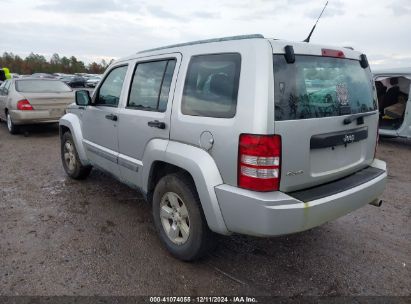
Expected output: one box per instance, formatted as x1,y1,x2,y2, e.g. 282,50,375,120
61,132,92,179
6,112,19,134
152,173,216,261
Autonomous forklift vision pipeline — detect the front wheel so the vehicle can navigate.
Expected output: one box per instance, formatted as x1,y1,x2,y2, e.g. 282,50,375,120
61,132,92,179
152,173,216,261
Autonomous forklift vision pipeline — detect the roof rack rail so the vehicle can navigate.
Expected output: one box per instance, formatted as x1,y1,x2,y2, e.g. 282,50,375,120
138,34,265,54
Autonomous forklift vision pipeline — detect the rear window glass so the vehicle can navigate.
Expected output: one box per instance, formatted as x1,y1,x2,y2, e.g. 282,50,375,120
16,80,72,93
273,55,376,121
182,53,241,118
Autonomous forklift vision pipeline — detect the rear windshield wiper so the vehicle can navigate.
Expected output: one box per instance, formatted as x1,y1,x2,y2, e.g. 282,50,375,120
343,111,376,125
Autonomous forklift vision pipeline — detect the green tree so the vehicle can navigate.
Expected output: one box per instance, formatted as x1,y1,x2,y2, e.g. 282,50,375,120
87,62,106,74
0,51,112,75
60,56,71,73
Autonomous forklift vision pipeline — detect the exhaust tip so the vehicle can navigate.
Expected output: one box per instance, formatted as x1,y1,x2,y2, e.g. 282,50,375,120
369,199,383,207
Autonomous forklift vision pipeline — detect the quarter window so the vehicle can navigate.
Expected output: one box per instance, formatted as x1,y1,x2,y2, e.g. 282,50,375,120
0,80,11,95
95,65,128,106
181,53,241,118
128,59,176,112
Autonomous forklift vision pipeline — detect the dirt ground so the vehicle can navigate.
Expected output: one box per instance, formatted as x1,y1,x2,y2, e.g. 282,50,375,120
0,123,410,296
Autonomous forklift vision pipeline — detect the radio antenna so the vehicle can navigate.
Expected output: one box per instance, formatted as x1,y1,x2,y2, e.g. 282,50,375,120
303,1,328,43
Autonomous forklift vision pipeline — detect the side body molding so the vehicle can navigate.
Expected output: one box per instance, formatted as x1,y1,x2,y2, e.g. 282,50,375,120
142,140,230,235
59,113,90,165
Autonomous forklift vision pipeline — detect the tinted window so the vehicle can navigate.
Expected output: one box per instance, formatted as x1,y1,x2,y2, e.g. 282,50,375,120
16,80,72,92
0,80,11,95
128,59,176,112
0,81,6,95
96,65,128,106
182,53,241,118
273,55,376,121
5,81,11,93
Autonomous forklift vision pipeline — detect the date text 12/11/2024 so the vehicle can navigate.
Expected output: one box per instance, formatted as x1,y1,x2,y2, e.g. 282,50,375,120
149,296,258,303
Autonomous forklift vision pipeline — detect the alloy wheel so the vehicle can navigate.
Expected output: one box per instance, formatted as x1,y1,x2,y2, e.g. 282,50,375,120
63,141,76,172
159,192,190,245
6,114,12,132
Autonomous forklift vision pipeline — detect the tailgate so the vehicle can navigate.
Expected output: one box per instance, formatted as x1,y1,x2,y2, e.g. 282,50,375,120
272,51,378,192
276,116,378,192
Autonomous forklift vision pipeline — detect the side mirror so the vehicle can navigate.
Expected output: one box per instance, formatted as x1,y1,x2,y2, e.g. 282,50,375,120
75,90,91,106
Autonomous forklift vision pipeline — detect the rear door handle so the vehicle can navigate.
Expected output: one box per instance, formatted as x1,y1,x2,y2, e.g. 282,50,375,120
105,113,118,121
147,120,166,129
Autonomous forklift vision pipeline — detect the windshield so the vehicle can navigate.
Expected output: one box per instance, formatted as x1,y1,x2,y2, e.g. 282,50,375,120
273,55,376,121
16,80,72,93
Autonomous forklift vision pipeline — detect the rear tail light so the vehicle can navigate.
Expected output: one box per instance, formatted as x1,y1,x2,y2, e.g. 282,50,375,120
238,134,281,192
321,48,345,58
17,99,34,111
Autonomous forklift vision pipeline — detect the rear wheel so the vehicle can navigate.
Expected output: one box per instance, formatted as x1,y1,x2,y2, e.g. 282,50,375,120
152,173,216,261
6,113,19,134
61,132,92,179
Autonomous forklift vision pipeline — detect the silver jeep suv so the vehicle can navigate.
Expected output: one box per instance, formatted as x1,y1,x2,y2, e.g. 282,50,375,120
59,34,387,261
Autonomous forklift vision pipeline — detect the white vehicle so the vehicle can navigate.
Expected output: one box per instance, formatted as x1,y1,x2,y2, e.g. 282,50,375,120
373,68,411,139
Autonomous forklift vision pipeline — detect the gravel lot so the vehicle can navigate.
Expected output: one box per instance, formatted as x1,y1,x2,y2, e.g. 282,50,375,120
0,123,410,296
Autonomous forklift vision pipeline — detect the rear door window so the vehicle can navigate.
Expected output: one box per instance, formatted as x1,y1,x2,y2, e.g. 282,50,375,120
182,53,241,118
127,59,176,112
273,55,376,121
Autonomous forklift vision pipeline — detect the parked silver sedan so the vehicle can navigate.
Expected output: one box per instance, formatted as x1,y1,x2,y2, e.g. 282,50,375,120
0,78,75,134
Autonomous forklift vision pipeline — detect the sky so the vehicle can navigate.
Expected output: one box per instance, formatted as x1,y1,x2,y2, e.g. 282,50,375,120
0,0,410,69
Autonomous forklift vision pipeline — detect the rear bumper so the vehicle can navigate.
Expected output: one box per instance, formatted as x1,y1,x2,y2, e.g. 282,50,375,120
10,110,64,125
216,159,387,237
